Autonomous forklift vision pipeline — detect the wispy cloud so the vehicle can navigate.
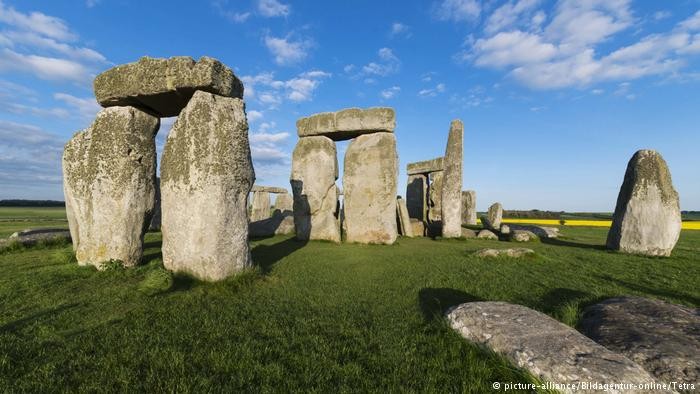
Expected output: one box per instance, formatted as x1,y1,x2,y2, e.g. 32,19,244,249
433,0,481,22
390,22,411,38
257,0,290,17
360,48,401,77
380,86,400,99
264,34,313,66
241,70,330,108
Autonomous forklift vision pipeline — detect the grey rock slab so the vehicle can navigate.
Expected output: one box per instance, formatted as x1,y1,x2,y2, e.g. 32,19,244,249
290,136,340,242
63,106,158,268
396,197,414,237
580,296,700,387
251,185,288,194
94,56,242,117
160,91,254,281
477,229,498,240
461,228,476,238
486,202,503,230
4,228,71,248
428,171,444,224
607,150,681,257
250,191,271,222
447,302,663,394
441,120,463,238
273,193,293,213
461,190,477,225
507,224,559,239
410,219,425,237
406,157,444,175
474,248,534,258
296,107,395,140
343,132,398,244
510,230,538,242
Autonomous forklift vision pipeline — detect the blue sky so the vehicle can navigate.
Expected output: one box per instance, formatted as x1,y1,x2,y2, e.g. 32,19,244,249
0,0,699,211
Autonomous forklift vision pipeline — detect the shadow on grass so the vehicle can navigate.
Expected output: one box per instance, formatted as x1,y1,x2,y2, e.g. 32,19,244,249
0,303,81,333
539,237,607,251
251,236,307,274
418,288,483,322
593,273,700,305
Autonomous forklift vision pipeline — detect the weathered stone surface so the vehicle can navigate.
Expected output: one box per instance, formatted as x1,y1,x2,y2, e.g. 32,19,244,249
461,228,476,238
149,177,161,231
1,228,71,249
428,171,443,223
290,136,340,242
461,190,477,225
581,296,700,387
606,150,681,257
249,214,295,237
297,107,395,140
406,157,444,175
94,56,242,117
410,219,425,237
160,91,254,281
506,224,559,239
252,185,288,194
477,229,498,239
406,174,428,221
250,191,271,222
396,197,413,237
485,202,502,230
274,193,293,213
447,302,661,394
474,248,534,258
500,224,510,235
343,132,398,244
441,120,463,238
63,106,158,268
510,230,538,242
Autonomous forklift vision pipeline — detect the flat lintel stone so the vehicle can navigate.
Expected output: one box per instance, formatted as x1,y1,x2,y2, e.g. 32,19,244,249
251,185,288,194
296,107,395,141
94,56,243,117
407,157,444,175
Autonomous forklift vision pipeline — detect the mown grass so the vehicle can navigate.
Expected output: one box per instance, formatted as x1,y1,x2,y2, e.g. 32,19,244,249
0,207,68,238
0,224,698,392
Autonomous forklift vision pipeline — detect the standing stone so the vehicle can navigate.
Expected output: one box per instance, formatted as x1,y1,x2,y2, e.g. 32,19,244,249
606,150,681,257
290,136,340,242
250,191,271,221
274,193,293,213
343,132,398,244
160,90,254,281
428,171,444,223
461,190,476,225
63,106,159,268
485,202,502,230
149,177,162,231
396,197,414,237
406,174,428,221
441,120,463,238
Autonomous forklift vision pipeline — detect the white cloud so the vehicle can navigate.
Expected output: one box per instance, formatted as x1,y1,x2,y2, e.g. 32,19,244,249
544,0,633,50
680,10,700,31
53,93,101,120
247,110,263,122
418,83,446,97
250,131,290,143
653,11,671,21
0,1,75,41
0,49,91,82
258,0,290,17
264,34,312,66
0,120,64,187
361,48,401,77
434,0,481,22
380,86,400,99
485,0,542,34
472,31,557,67
390,22,411,38
242,70,330,108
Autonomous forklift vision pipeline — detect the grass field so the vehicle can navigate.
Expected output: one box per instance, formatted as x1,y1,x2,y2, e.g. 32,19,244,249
1,207,699,391
0,207,68,238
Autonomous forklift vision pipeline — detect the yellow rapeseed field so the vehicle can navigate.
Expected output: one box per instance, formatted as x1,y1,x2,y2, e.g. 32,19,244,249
477,218,700,230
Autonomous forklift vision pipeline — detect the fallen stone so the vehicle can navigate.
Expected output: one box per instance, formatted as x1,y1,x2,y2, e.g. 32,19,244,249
500,224,510,235
406,157,444,175
607,150,682,257
343,132,398,244
510,230,538,242
252,185,288,194
506,224,559,239
3,228,71,248
250,191,271,222
406,174,428,221
474,248,534,258
410,219,425,237
447,302,662,394
290,136,340,242
441,120,463,238
396,197,414,237
94,56,242,117
580,296,700,387
477,229,498,240
160,91,254,281
461,190,477,225
63,106,159,268
461,228,476,238
296,107,395,140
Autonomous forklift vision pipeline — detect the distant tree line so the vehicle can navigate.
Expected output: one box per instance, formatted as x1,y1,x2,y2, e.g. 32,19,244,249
0,200,66,207
502,210,564,219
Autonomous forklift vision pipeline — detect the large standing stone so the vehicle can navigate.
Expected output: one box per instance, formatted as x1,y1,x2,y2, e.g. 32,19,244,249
484,202,502,230
428,171,444,223
343,132,398,244
580,296,700,387
461,190,477,225
274,193,293,213
447,302,661,394
250,191,271,221
94,56,243,117
63,106,159,268
160,90,254,281
396,197,413,237
441,120,463,238
406,174,428,222
290,136,340,242
606,150,681,257
296,107,395,140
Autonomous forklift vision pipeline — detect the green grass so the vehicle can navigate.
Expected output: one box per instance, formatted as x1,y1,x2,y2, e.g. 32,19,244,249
1,218,699,391
0,207,68,238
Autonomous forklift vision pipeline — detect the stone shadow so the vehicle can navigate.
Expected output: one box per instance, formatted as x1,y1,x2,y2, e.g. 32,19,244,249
539,236,607,251
418,288,483,322
592,273,700,306
0,303,81,333
251,236,308,274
